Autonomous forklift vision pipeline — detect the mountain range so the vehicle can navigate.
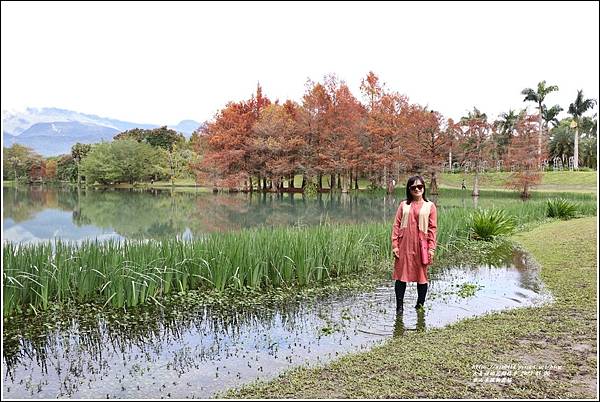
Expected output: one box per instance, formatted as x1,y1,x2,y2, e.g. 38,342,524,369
2,107,203,157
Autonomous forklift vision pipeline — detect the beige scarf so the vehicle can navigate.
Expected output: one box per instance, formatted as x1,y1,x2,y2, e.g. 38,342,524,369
400,200,433,234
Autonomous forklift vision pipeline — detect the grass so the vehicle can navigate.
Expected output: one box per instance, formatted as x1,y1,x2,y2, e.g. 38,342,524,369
439,171,597,193
224,216,597,398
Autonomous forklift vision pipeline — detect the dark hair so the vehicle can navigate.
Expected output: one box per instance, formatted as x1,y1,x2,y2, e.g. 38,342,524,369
405,175,428,204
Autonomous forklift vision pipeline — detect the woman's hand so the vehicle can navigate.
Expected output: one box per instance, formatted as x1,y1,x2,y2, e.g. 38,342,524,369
393,248,400,259
428,249,435,264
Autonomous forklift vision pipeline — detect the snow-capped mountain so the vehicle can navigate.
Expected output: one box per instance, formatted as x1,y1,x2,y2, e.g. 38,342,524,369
2,107,203,157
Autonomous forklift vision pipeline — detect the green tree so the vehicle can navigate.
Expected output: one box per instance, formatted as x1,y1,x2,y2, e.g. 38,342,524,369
80,140,165,185
579,136,597,169
71,143,92,185
548,120,574,166
521,80,559,156
568,90,597,169
541,104,563,128
114,126,185,184
56,154,78,182
494,109,525,161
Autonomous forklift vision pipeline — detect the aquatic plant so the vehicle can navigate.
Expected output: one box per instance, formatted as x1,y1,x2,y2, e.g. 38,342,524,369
469,208,516,241
546,198,579,220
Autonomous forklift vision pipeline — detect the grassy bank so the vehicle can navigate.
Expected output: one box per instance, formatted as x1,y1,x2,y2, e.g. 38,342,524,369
60,170,596,193
439,171,597,193
225,216,597,398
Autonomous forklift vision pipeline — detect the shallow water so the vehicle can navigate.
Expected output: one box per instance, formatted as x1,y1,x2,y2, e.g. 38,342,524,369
2,250,551,398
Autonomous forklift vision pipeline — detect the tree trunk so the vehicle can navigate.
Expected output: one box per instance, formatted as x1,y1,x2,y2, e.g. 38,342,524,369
76,160,81,186
522,181,530,199
170,154,175,186
472,171,480,197
301,175,307,189
342,171,349,193
383,165,387,190
538,111,543,158
318,174,323,190
289,174,295,189
430,171,439,195
249,176,253,193
574,125,579,170
330,174,336,190
337,173,342,189
355,175,359,190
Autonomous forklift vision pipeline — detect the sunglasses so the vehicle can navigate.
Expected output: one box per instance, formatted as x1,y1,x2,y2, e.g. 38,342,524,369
410,184,424,191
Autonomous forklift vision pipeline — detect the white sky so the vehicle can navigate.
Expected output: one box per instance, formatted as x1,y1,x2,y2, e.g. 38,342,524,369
1,1,599,126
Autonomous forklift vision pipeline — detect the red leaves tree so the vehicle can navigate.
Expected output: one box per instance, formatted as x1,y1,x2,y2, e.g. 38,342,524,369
194,84,270,190
360,71,408,190
403,108,448,194
252,102,305,192
504,113,544,198
323,76,366,192
299,79,332,190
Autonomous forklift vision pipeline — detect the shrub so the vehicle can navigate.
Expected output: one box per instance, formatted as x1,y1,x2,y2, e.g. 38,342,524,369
469,208,516,241
546,198,578,220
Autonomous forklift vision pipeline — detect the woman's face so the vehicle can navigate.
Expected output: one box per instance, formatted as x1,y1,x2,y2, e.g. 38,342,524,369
410,180,424,197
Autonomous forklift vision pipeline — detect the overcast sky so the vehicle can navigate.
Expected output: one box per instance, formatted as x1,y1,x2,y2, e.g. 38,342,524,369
1,1,598,126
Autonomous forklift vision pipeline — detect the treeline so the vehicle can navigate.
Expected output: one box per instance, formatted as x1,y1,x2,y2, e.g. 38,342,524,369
192,73,597,195
3,74,596,194
3,126,202,185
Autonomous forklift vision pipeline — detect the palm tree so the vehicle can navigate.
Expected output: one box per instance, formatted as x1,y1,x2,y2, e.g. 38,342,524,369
521,80,559,156
494,109,519,160
541,104,563,129
548,122,574,165
568,90,597,169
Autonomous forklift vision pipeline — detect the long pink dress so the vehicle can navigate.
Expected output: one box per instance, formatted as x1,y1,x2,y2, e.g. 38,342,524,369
391,199,437,284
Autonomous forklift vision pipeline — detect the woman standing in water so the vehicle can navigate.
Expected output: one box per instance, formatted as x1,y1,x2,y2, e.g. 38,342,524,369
391,175,437,313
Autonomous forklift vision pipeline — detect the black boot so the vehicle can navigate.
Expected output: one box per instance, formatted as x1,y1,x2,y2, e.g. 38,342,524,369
395,280,406,314
415,283,428,310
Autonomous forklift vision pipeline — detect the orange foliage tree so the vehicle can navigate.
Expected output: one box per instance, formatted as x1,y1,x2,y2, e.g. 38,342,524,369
504,114,544,198
194,84,270,190
403,108,448,194
360,71,408,189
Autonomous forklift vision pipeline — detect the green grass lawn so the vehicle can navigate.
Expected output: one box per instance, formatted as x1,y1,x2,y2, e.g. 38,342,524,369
224,216,597,398
151,171,597,193
439,171,597,193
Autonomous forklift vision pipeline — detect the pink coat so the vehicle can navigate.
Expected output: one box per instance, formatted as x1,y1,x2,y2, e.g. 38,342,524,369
391,199,437,284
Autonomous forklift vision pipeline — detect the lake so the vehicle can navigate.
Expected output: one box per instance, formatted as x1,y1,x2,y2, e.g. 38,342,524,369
4,185,594,244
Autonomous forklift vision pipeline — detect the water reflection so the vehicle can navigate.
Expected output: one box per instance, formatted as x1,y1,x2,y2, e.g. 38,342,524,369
3,250,552,399
3,186,413,243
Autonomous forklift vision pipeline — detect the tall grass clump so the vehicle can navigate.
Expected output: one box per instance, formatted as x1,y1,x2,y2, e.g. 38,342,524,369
546,198,579,220
469,208,516,241
2,224,392,315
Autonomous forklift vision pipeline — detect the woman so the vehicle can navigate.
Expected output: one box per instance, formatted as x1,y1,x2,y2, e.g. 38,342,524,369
391,175,437,313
